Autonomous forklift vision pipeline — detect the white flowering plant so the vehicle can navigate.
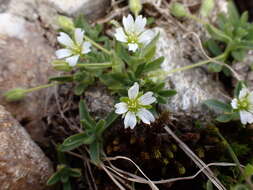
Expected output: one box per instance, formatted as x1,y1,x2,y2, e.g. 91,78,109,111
203,81,253,125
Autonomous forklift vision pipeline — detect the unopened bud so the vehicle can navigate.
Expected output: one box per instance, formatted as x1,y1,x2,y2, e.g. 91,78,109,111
57,16,75,31
129,0,142,16
51,60,72,72
170,2,188,18
4,88,27,102
200,0,214,17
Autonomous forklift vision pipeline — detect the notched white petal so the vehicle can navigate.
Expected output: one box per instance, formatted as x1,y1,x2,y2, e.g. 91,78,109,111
134,15,147,34
123,14,135,33
66,55,79,67
115,102,128,114
57,32,74,48
128,43,139,52
239,88,249,99
82,41,91,54
240,110,253,124
55,48,72,59
115,27,127,42
139,30,154,45
74,28,84,45
128,82,139,99
124,111,137,129
138,92,156,105
137,108,155,125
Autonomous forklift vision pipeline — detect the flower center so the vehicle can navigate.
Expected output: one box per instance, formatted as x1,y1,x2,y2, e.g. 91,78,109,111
71,44,82,55
127,32,139,44
238,98,250,110
127,98,140,112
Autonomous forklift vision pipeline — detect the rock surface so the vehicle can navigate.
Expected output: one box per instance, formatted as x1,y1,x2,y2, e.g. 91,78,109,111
0,105,53,190
0,12,55,142
155,26,228,120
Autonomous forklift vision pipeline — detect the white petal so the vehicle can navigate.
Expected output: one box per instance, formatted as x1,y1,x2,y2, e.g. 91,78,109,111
82,41,91,54
55,48,72,59
231,99,238,109
115,27,127,43
139,30,154,45
248,91,253,104
128,43,139,52
137,108,155,125
74,28,84,45
134,15,147,34
124,111,137,129
123,14,135,33
128,82,139,99
138,92,156,105
115,102,128,114
57,32,74,48
240,110,253,124
239,88,249,99
66,55,79,67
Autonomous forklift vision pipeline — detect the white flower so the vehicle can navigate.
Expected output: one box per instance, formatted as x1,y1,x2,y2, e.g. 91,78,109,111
114,14,154,52
231,88,253,124
55,28,91,67
114,82,156,129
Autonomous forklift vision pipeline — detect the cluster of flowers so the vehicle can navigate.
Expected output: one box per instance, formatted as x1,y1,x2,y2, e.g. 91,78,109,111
55,14,156,129
55,14,253,129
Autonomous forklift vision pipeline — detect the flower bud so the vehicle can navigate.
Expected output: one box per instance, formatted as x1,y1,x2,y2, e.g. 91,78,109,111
4,88,26,102
129,0,142,16
51,60,72,72
57,16,75,31
170,2,188,18
200,0,214,17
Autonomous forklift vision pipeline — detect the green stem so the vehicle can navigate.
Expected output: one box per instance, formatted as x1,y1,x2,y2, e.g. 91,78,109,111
166,53,226,75
217,130,253,189
84,35,111,55
76,62,112,68
25,83,58,93
186,14,208,25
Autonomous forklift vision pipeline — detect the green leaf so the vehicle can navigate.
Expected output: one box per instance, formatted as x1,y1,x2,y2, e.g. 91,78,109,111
47,165,66,185
204,99,232,112
244,164,253,178
61,175,69,183
63,181,72,190
68,168,82,178
227,1,240,24
143,56,164,73
60,133,95,151
205,39,222,56
215,114,233,123
95,119,106,138
111,52,125,72
234,81,245,98
79,100,96,126
206,24,231,43
158,90,177,97
49,76,73,82
140,33,159,61
89,141,101,165
231,50,246,62
208,63,223,73
74,83,87,96
206,180,213,190
105,111,119,128
135,63,146,77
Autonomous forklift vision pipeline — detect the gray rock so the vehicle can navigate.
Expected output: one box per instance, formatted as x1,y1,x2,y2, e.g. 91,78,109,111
0,12,56,142
232,50,253,90
155,27,228,120
0,105,53,190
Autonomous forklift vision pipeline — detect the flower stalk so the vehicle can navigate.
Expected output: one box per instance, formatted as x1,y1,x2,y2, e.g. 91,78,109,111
84,35,111,55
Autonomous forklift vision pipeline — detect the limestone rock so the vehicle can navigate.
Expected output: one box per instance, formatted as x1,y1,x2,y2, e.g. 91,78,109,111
155,27,228,120
0,13,55,142
0,105,53,190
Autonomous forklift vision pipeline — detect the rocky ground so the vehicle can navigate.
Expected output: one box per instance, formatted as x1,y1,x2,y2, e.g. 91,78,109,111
0,0,253,189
